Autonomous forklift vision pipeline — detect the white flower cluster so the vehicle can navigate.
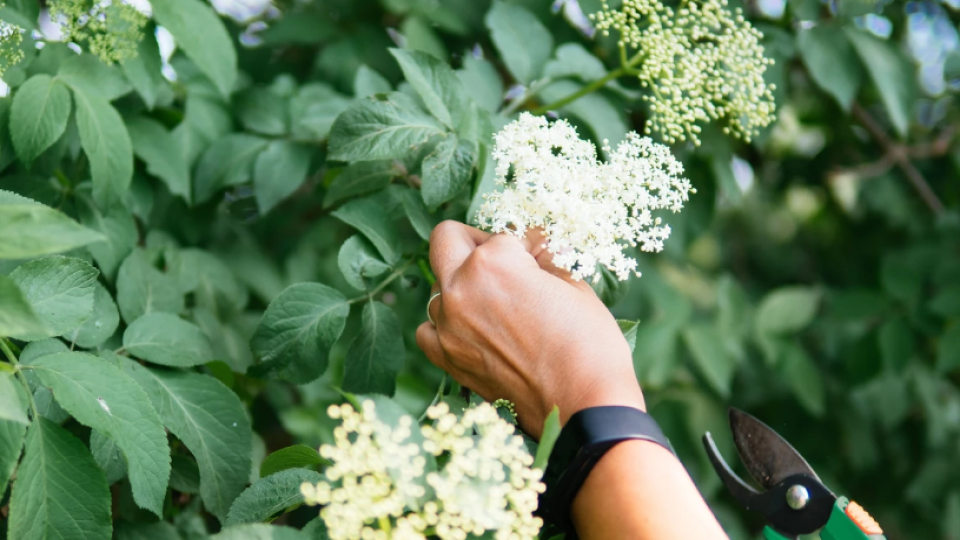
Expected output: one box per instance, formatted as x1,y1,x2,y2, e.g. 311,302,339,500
592,0,776,144
476,113,694,282
301,400,545,540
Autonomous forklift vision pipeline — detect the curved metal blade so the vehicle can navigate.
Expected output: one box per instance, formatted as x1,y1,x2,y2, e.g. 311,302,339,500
729,408,820,490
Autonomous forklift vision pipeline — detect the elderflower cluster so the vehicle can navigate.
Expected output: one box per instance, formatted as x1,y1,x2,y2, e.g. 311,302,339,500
50,0,147,63
300,400,545,540
0,18,24,76
592,0,775,144
476,113,694,283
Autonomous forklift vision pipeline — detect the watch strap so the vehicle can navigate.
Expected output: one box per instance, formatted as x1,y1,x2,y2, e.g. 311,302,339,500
540,406,674,537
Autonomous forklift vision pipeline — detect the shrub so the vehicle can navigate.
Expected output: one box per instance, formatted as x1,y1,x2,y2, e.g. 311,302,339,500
0,0,957,539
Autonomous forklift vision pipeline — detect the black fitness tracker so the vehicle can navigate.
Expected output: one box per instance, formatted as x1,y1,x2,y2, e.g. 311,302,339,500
539,406,674,538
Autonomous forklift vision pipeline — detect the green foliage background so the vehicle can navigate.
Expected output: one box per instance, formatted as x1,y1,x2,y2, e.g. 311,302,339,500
0,0,959,539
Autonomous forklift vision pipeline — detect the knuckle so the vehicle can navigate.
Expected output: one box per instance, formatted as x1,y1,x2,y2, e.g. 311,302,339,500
440,283,466,311
430,220,461,245
468,244,499,271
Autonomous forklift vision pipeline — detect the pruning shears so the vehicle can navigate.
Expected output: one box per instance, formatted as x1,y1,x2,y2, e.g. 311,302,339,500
703,409,885,540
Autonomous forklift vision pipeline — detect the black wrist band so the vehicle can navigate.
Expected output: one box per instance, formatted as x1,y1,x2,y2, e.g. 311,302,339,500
539,406,674,538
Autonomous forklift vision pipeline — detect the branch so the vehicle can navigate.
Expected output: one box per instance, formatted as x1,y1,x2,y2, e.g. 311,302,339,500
851,103,946,214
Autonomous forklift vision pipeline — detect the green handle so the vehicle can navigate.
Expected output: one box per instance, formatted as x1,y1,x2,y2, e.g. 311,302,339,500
759,498,885,540
821,497,885,540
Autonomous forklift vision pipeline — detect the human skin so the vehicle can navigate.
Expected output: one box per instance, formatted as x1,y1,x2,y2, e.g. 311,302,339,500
416,220,729,540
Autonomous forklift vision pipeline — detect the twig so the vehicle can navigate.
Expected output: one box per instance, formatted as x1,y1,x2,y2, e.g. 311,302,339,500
851,103,946,214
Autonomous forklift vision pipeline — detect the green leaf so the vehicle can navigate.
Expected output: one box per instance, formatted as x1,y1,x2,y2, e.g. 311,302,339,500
456,56,503,113
8,418,112,540
539,80,628,149
169,454,201,494
150,0,238,97
937,324,960,373
797,24,863,111
754,287,821,335
930,286,960,318
420,134,477,209
25,352,170,516
214,524,311,540
533,406,561,470
0,372,28,424
683,324,736,398
127,116,192,202
254,140,314,214
331,197,402,264
170,249,248,314
354,64,392,97
115,520,183,540
846,29,915,138
116,248,184,324
485,1,553,85
543,42,607,82
0,416,27,496
881,255,922,302
236,86,288,136
390,48,468,128
250,282,350,383
91,428,127,485
9,256,98,341
780,344,825,417
77,197,138,279
224,468,323,526
400,187,437,240
120,29,167,109
401,14,448,60
10,74,71,165
328,92,445,162
617,319,640,353
343,301,406,395
289,83,352,141
878,318,914,373
123,312,214,367
193,133,268,204
338,235,391,291
122,361,252,523
57,54,132,101
259,444,328,478
0,273,47,337
323,160,397,208
0,202,105,259
0,0,39,29
72,87,134,206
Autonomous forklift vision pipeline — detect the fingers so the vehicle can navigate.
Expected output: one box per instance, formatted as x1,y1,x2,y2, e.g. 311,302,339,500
483,228,588,288
429,221,491,286
427,282,442,326
521,228,580,283
416,322,450,371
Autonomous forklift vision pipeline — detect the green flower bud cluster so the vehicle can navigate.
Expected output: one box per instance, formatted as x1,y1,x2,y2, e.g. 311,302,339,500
49,0,147,63
592,0,776,145
0,5,25,76
492,399,517,420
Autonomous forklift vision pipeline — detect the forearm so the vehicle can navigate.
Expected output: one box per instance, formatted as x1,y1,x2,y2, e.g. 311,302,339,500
571,440,729,540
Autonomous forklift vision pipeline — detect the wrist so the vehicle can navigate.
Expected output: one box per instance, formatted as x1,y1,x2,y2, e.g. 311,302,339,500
555,374,646,426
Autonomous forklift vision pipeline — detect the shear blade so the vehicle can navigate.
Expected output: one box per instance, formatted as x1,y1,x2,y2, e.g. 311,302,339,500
729,408,820,490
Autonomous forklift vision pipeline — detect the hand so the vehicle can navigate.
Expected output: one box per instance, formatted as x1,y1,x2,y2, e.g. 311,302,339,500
415,221,645,439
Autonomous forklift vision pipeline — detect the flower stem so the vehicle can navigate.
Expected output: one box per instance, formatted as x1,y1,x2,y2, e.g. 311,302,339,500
1,337,40,420
530,50,645,115
418,375,447,422
348,257,417,304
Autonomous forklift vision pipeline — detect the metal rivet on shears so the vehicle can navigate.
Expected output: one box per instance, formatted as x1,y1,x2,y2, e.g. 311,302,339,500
786,485,810,510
